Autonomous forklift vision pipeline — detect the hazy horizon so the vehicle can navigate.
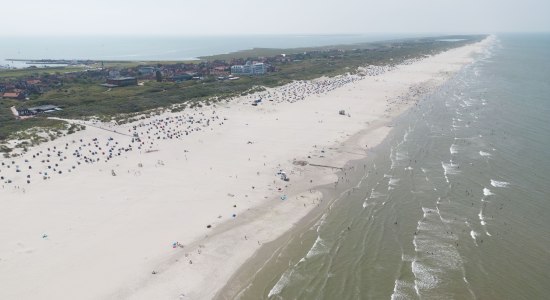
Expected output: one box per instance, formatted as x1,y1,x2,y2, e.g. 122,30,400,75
1,0,548,36
2,32,549,38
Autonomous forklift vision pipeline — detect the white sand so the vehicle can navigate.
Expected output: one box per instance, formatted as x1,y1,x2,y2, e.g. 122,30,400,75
0,37,493,299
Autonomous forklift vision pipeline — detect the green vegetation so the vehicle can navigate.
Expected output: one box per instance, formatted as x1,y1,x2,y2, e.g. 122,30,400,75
0,66,85,79
36,78,263,118
99,60,198,69
0,35,486,143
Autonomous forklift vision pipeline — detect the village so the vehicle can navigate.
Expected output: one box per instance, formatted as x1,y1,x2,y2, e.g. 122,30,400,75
0,43,365,121
0,55,282,117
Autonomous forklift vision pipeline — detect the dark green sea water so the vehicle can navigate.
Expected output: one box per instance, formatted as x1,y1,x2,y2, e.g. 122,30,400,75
226,34,550,299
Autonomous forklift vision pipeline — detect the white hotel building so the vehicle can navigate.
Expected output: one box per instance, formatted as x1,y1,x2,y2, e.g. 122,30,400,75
231,62,266,75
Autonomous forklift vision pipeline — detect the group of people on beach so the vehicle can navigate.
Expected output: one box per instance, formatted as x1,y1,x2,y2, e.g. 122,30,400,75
0,58,429,190
0,109,226,189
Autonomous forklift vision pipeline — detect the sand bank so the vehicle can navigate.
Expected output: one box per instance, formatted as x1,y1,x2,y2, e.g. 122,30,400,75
0,37,493,299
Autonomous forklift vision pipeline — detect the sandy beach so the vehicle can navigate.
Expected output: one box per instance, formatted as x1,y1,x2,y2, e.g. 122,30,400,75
0,37,492,299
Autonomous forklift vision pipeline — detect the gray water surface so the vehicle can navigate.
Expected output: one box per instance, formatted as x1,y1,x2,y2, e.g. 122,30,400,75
230,34,550,300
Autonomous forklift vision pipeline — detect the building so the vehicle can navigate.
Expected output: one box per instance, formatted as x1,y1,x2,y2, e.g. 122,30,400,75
17,105,61,116
105,77,138,87
26,79,42,85
231,62,266,75
231,64,251,75
138,67,156,76
210,66,229,76
2,91,24,100
108,70,121,78
252,63,266,74
168,74,193,82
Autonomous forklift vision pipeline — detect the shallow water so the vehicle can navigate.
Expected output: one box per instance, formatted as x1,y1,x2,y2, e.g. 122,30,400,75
228,34,550,300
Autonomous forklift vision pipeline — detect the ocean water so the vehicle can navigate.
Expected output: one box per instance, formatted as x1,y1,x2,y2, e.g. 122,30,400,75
0,34,418,68
226,34,550,299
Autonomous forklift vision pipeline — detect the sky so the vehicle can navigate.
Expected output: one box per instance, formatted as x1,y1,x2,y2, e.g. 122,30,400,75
1,0,549,36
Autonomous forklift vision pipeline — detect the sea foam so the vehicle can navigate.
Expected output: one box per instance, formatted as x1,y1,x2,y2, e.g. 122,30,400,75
370,191,386,199
389,178,400,186
490,179,509,188
483,188,494,196
268,270,292,297
470,230,479,241
305,236,327,259
441,161,460,183
450,144,458,154
479,151,491,157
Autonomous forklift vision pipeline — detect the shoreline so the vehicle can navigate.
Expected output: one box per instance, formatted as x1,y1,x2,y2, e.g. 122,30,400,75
192,37,494,299
0,37,492,299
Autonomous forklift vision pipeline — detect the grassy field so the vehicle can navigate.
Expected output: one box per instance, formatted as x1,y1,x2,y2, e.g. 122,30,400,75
0,35,486,142
0,66,86,79
0,61,199,79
